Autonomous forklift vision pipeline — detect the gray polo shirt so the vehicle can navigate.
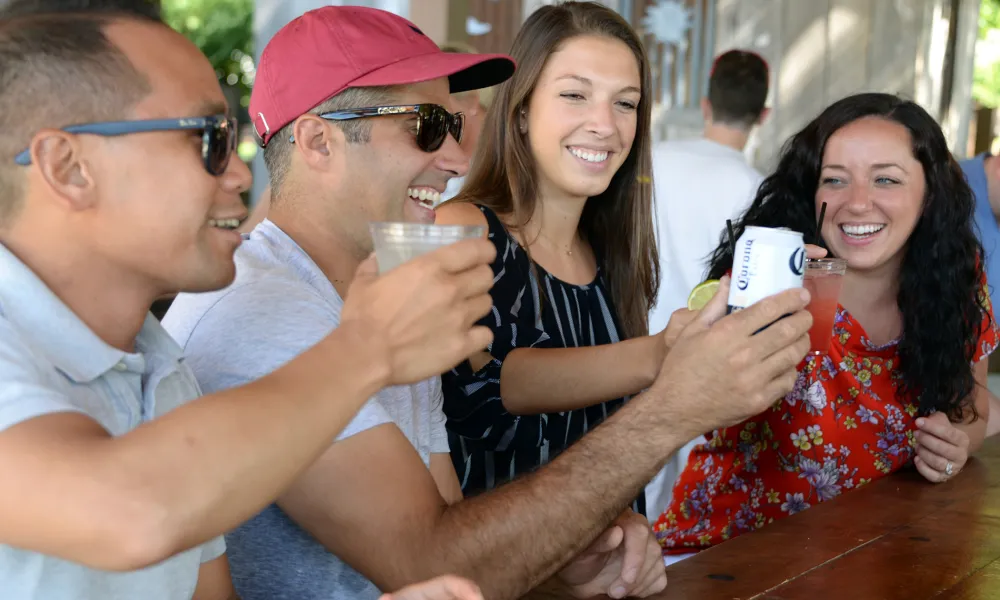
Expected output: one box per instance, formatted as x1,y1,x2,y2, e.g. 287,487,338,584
0,243,225,599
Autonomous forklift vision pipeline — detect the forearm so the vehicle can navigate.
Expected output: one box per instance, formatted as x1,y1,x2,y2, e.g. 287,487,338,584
959,369,993,453
500,336,663,414
110,320,389,563
422,386,685,600
961,390,992,453
961,407,988,453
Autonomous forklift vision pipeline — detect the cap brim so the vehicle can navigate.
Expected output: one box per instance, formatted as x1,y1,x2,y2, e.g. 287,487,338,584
350,51,515,93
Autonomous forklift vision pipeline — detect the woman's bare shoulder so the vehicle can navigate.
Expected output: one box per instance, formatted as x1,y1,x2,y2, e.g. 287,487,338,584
435,201,489,231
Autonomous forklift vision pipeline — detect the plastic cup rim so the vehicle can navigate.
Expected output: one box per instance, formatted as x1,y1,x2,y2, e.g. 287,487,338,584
805,257,847,275
369,222,485,245
369,222,484,235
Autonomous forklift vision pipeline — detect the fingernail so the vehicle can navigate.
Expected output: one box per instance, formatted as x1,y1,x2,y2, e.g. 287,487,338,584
800,289,810,302
916,418,925,427
610,585,627,598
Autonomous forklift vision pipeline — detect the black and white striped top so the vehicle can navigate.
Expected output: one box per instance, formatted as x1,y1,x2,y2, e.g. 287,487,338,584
442,205,643,514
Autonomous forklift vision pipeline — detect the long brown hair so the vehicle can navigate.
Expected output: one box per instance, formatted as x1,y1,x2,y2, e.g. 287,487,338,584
451,1,658,339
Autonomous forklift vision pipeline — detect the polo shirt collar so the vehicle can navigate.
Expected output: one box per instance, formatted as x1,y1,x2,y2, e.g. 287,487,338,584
0,243,182,382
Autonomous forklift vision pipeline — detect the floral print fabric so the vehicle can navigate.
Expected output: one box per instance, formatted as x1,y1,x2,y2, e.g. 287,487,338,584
654,280,999,553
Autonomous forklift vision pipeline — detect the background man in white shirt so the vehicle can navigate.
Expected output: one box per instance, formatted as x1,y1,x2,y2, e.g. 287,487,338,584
645,49,771,520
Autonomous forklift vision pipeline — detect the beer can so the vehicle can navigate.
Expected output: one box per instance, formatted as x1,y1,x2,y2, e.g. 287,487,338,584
728,226,805,313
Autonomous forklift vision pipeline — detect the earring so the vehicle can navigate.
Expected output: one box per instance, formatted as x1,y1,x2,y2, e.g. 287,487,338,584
519,109,528,133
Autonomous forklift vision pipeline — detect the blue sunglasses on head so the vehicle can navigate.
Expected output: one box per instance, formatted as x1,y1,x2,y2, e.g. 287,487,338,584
14,115,238,176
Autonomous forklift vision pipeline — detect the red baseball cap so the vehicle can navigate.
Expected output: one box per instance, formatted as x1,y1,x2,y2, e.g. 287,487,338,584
250,6,516,147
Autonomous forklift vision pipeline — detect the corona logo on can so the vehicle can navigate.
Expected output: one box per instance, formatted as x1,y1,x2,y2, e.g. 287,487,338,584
789,247,805,276
727,226,806,314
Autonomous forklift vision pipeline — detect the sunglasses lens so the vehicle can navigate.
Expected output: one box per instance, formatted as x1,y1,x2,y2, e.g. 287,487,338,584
416,105,449,152
205,119,234,175
450,113,464,145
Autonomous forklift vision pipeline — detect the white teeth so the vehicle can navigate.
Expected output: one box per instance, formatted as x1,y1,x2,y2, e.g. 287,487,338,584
840,224,885,237
568,147,609,163
407,187,441,209
209,218,241,229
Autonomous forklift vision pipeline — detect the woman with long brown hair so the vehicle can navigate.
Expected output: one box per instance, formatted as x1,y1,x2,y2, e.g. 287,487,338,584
436,1,663,511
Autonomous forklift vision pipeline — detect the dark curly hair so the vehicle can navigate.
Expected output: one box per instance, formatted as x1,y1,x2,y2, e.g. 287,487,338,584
706,92,988,422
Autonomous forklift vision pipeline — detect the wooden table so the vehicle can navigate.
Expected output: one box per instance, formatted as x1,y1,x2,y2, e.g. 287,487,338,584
541,435,1000,599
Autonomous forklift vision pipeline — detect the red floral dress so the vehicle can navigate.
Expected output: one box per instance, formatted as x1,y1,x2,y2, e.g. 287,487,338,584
653,279,999,554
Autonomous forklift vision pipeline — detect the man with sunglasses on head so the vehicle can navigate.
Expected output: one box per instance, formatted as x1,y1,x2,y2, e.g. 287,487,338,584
0,5,498,600
165,6,815,600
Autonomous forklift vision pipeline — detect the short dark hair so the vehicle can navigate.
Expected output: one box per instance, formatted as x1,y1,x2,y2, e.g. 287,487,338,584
0,0,162,21
262,86,396,198
0,13,151,223
707,49,769,129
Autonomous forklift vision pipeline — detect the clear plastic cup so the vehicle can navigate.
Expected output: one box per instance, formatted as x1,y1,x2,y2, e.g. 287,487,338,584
803,258,847,355
369,222,485,273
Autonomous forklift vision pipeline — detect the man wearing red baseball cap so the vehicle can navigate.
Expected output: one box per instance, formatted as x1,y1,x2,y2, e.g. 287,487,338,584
166,6,668,600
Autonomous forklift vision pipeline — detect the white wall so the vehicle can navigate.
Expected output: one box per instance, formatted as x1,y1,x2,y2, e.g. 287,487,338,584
704,0,980,171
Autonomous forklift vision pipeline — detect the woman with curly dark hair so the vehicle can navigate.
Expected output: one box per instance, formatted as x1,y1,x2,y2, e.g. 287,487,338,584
654,92,999,558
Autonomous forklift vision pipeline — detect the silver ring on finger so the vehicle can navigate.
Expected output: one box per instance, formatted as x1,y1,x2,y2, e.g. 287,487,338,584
945,461,954,477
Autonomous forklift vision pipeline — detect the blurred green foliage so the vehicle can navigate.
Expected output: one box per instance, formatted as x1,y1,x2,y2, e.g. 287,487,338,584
975,0,1000,107
162,0,255,119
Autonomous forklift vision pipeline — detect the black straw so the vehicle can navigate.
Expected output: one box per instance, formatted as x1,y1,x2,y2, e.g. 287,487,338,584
726,219,736,258
815,202,828,245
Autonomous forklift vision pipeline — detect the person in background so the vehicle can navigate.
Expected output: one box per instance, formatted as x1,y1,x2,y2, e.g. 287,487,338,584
439,41,495,203
648,49,769,331
643,48,771,518
0,5,497,600
165,5,815,600
655,93,998,561
958,151,1000,436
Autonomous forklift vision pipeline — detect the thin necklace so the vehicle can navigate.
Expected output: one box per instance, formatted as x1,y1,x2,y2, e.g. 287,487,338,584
537,230,575,256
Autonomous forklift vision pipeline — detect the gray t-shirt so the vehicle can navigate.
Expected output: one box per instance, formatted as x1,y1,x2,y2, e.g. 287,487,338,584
0,243,224,600
163,220,449,600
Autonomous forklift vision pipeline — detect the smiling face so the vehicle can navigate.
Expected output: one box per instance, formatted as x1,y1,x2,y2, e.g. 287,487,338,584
329,78,468,255
524,34,641,202
87,20,251,294
816,116,925,275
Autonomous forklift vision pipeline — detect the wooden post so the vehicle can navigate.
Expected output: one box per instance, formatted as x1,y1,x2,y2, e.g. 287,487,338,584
447,0,470,43
974,105,995,155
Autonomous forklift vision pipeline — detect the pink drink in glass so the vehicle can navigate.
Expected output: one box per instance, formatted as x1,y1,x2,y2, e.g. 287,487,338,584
803,258,847,355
